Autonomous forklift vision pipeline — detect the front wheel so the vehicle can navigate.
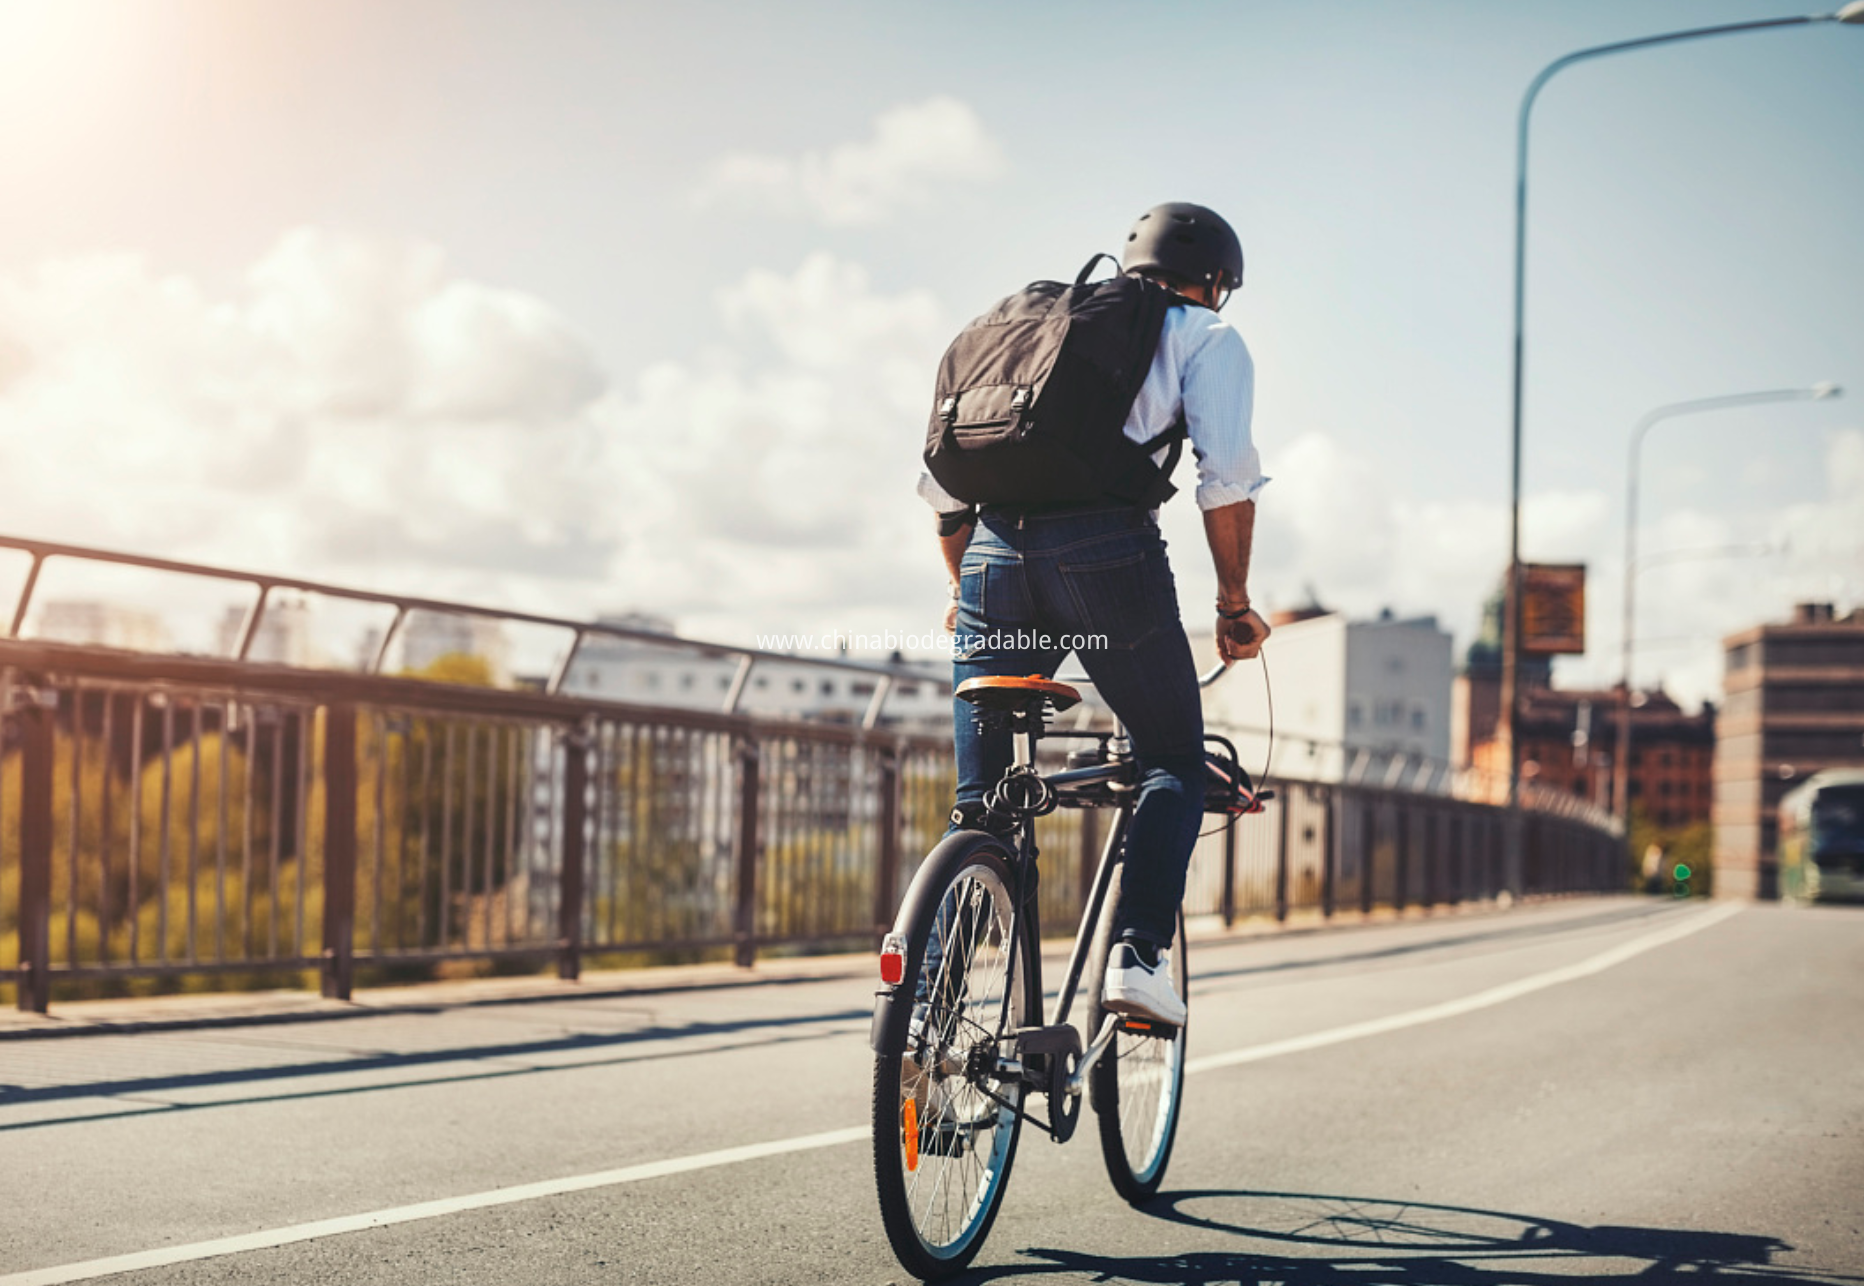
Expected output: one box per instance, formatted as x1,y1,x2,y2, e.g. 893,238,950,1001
872,835,1034,1279
1089,865,1188,1204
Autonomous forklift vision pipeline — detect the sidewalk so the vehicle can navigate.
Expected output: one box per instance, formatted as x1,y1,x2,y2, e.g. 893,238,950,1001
0,892,1583,1041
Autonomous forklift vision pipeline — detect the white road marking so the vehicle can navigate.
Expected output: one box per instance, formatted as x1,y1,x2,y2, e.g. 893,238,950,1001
1185,901,1743,1074
2,903,1739,1286
0,1128,868,1286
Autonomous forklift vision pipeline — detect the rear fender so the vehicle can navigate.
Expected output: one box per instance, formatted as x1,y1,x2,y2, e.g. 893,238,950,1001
869,829,1013,1054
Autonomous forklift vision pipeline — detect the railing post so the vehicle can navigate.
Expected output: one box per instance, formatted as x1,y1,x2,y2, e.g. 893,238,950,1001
557,724,588,981
734,736,761,968
1274,793,1290,923
1321,786,1336,919
16,683,54,1013
1360,801,1375,916
1220,814,1237,928
873,745,901,943
1394,802,1410,914
320,705,357,1001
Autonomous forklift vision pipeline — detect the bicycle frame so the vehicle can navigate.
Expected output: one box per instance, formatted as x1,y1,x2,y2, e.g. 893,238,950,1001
870,663,1246,1114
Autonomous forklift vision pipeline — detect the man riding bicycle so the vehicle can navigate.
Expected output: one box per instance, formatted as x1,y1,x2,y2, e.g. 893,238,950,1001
918,201,1271,1028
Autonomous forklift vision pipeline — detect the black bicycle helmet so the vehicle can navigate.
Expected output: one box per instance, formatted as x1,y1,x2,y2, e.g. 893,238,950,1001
1120,202,1244,294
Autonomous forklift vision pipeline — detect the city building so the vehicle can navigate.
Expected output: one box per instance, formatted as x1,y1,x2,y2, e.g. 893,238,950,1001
559,613,955,729
382,612,513,685
215,598,317,666
1200,608,1453,788
1450,585,1550,772
1715,602,1864,898
32,601,172,653
1474,685,1714,823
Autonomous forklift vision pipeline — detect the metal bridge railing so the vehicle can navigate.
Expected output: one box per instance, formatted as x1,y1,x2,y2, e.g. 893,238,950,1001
0,537,1626,1015
0,533,943,725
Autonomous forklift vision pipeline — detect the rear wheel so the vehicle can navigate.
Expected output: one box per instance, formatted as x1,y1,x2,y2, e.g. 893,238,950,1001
872,837,1034,1279
1089,865,1188,1204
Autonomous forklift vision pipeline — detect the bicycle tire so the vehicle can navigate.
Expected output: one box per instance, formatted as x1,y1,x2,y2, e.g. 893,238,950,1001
872,835,1036,1279
1088,863,1188,1204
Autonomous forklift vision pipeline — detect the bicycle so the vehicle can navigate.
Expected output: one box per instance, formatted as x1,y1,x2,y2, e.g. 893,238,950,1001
869,665,1270,1279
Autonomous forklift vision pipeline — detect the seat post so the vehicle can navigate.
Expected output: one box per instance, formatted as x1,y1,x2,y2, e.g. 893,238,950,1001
1012,722,1037,770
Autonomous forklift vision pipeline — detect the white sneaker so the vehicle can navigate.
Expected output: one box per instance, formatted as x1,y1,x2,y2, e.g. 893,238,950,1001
1102,942,1186,1027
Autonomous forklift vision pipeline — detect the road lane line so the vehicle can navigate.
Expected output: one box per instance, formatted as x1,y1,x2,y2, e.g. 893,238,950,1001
3,903,1737,1286
1185,901,1742,1074
0,1127,868,1286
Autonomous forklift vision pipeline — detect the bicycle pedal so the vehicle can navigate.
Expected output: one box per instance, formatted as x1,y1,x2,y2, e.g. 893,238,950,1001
1117,1015,1179,1039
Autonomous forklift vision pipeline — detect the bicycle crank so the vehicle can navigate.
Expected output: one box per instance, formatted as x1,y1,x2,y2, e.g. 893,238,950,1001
1013,1024,1084,1143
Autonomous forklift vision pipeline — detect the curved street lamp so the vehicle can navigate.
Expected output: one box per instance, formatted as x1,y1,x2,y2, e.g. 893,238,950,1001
1500,4,1864,809
1613,383,1842,826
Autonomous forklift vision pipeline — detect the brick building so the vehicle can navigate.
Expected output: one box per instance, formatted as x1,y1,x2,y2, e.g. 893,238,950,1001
1467,685,1714,823
1715,603,1864,898
1453,589,1712,819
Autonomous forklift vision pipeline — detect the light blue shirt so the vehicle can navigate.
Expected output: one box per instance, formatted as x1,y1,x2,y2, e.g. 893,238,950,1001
919,299,1267,513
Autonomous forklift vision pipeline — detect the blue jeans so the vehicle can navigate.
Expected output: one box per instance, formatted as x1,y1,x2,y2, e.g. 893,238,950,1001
951,504,1205,947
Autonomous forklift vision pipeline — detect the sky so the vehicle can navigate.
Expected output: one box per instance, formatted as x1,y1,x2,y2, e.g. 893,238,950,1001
0,0,1859,709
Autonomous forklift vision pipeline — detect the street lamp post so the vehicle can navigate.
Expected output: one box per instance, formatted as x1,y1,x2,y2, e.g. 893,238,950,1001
1615,384,1841,827
1501,3,1864,811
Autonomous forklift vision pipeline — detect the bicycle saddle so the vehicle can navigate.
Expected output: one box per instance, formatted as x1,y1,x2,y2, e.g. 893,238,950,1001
954,675,1081,713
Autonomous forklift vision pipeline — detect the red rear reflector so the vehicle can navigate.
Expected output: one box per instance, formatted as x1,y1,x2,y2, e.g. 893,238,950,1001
879,932,907,986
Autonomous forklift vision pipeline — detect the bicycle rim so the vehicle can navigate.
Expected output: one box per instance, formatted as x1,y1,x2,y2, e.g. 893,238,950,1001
1093,909,1187,1203
873,847,1028,1278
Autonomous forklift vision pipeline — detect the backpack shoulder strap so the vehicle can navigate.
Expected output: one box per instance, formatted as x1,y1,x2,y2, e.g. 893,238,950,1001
1074,253,1121,286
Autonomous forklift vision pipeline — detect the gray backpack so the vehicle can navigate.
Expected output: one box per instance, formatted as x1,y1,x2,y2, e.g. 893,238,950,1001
923,256,1187,508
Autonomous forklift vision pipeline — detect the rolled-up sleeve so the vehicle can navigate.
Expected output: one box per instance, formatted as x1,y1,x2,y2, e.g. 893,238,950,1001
1182,322,1267,511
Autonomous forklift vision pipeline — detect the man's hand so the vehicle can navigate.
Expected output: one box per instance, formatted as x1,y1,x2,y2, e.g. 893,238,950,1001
1216,607,1270,662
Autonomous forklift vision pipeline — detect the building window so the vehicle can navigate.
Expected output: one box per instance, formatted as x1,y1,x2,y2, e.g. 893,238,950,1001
792,678,806,694
897,683,920,698
820,679,836,696
851,681,876,697
1348,702,1364,729
1411,707,1425,731
680,674,695,691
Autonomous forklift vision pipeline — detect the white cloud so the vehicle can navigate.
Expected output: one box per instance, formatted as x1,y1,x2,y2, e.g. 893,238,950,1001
694,97,1006,226
0,228,614,603
0,234,960,659
1229,425,1862,711
9,225,1847,695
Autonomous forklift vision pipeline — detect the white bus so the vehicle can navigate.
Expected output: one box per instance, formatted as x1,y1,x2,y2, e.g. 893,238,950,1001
1779,768,1864,904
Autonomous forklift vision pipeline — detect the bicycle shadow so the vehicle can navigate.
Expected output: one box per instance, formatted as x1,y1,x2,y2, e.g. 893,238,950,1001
950,1188,1862,1285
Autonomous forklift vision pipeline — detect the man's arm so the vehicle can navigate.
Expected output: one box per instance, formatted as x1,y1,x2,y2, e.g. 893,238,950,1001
938,514,976,633
1202,499,1269,661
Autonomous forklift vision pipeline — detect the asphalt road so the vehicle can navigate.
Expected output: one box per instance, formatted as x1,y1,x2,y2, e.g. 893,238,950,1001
3,897,1860,1285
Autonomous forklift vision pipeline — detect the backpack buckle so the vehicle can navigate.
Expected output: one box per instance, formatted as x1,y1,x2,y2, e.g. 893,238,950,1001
1009,386,1032,412
938,395,959,426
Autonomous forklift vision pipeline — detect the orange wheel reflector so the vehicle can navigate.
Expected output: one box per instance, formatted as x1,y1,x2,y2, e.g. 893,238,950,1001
903,1099,920,1171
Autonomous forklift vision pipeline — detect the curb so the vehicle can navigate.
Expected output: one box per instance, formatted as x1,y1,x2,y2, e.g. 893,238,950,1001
0,893,1642,1042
